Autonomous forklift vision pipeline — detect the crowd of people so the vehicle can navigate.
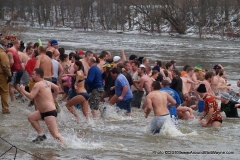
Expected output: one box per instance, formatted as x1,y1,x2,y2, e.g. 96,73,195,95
0,37,240,144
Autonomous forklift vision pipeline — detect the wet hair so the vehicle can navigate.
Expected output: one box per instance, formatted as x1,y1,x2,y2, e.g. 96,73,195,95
33,50,39,57
99,51,108,59
186,67,193,73
27,42,33,47
26,45,33,52
166,62,172,70
59,53,68,62
142,57,148,64
161,80,170,87
183,65,191,71
34,68,44,78
151,70,159,77
46,51,53,58
123,61,130,66
69,52,75,60
73,54,80,61
58,48,65,55
156,73,163,82
85,50,93,56
132,60,140,67
117,63,124,70
205,72,214,80
156,60,162,67
152,81,161,90
90,54,100,63
172,69,180,76
12,40,19,45
38,46,46,53
163,70,168,77
140,67,146,72
75,60,83,71
33,42,39,49
161,61,166,69
170,60,176,64
146,65,152,71
216,69,224,76
110,67,121,74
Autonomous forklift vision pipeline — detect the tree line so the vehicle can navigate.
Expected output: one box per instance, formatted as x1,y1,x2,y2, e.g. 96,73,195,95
0,0,240,37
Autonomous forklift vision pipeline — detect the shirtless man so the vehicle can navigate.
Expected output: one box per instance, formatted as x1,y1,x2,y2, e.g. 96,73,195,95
135,66,153,95
80,50,93,76
211,70,221,94
25,45,34,58
19,68,63,143
181,67,198,95
195,72,215,100
97,51,108,72
143,81,176,134
217,69,231,93
46,40,60,60
35,46,53,82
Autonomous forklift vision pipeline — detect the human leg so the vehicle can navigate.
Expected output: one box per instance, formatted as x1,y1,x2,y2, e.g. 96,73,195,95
212,120,222,127
28,111,43,134
44,116,63,143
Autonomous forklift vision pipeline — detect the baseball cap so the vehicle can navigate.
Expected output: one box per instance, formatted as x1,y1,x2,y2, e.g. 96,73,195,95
78,50,84,55
140,64,146,68
129,54,138,60
113,56,121,62
50,40,58,46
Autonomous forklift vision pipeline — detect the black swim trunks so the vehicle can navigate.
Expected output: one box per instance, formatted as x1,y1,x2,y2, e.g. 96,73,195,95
40,110,57,120
77,92,90,101
213,119,222,123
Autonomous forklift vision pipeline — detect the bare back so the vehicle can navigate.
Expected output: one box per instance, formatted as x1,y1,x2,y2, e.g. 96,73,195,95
36,54,53,78
46,47,60,60
211,75,220,93
145,91,173,116
32,80,56,113
181,77,192,94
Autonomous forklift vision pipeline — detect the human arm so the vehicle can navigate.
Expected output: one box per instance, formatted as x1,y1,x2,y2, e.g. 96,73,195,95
50,82,59,102
34,56,40,68
235,103,240,108
121,50,126,62
201,107,213,127
143,96,152,118
118,85,128,101
166,93,177,108
19,84,39,100
199,111,207,120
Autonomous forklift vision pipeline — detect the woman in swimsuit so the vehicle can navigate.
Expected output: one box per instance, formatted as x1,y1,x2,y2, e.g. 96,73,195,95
66,61,90,122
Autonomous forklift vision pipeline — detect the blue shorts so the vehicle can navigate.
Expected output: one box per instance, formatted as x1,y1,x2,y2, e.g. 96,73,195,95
116,98,132,113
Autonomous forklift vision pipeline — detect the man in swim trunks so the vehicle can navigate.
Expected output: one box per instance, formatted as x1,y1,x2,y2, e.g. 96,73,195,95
19,68,63,143
143,81,176,134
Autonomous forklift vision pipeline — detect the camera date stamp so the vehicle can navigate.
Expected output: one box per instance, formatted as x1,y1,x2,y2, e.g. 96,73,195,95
152,150,234,155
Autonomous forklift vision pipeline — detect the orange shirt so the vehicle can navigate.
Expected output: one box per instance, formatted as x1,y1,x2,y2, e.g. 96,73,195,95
203,94,222,124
